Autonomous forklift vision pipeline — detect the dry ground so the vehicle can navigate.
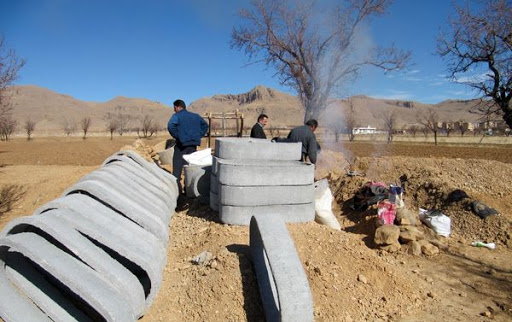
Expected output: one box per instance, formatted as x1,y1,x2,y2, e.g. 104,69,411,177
0,136,511,321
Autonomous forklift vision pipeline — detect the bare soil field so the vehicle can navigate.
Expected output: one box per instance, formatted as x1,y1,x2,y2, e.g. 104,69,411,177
0,136,511,321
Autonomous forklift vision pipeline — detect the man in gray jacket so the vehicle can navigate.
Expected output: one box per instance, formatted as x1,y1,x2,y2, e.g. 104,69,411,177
287,119,318,164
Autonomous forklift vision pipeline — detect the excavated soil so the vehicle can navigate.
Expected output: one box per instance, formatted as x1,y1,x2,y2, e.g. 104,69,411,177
0,137,511,321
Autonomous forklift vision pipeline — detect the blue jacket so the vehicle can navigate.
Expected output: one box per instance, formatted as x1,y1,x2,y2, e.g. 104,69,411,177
167,109,209,147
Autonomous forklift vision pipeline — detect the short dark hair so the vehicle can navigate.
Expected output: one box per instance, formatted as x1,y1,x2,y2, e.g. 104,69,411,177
258,114,268,121
305,119,318,128
173,99,186,109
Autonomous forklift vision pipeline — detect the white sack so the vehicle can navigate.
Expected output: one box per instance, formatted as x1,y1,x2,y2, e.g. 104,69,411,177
183,148,212,166
419,208,451,237
314,179,341,230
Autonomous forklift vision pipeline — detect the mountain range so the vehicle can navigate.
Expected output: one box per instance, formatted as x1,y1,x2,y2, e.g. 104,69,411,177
5,85,482,135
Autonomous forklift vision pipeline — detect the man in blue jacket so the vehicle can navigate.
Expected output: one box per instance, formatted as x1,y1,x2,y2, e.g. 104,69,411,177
167,99,209,195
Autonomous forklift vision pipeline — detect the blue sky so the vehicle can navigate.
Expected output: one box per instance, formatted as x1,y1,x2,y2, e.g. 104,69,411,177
1,0,480,105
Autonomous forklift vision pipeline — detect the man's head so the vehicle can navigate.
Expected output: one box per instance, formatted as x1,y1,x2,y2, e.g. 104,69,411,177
173,99,186,113
305,119,318,132
257,114,268,127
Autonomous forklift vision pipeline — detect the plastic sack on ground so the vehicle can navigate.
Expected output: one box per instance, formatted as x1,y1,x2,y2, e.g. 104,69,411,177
183,148,212,166
314,179,341,230
419,208,451,237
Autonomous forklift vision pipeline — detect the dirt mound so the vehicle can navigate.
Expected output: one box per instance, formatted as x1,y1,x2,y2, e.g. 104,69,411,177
143,146,512,321
1,138,511,321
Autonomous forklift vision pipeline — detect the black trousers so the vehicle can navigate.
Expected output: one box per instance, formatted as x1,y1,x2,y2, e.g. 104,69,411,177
172,145,197,194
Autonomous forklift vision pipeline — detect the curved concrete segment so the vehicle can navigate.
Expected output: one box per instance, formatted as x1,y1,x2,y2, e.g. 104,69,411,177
99,162,177,211
220,203,315,226
63,180,169,242
0,270,52,322
78,170,172,222
1,214,146,318
0,232,135,321
34,196,167,310
184,165,211,202
0,149,178,321
215,137,302,161
219,184,314,206
103,150,178,190
215,159,314,186
250,214,314,322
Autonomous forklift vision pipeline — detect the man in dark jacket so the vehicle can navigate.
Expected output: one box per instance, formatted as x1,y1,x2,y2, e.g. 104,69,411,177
287,119,318,164
250,113,268,139
167,99,209,194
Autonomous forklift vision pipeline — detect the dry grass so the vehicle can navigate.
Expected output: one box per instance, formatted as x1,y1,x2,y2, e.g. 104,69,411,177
0,184,26,216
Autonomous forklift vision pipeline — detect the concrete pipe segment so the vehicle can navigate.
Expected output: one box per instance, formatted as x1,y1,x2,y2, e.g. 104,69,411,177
250,214,314,322
210,138,316,225
0,150,178,321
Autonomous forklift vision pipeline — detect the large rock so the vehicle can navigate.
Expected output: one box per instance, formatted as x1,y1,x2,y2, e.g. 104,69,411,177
399,226,424,243
374,225,400,245
396,207,418,226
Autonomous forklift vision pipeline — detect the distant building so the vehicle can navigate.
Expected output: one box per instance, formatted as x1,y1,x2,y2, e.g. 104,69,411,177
353,125,377,135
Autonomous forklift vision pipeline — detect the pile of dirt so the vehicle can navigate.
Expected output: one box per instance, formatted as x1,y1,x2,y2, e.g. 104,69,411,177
142,146,512,321
1,138,511,321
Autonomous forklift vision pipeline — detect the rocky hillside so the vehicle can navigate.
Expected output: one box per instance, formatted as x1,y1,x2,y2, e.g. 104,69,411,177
5,85,483,135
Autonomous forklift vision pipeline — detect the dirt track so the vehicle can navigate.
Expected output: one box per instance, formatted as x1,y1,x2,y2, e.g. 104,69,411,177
0,136,511,321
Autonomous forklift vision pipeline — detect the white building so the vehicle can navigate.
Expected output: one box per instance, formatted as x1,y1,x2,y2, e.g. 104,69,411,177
353,125,377,135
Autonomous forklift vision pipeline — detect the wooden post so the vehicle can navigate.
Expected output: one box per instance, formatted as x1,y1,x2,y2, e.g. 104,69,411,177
222,112,226,137
235,110,240,137
208,113,212,148
239,113,244,137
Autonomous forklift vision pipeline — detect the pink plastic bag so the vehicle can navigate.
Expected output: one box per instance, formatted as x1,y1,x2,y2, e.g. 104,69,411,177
378,201,396,225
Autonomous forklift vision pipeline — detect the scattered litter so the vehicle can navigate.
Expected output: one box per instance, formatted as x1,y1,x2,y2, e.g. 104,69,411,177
378,201,396,225
419,208,451,237
351,181,389,211
470,201,499,219
191,251,213,265
445,189,470,204
346,169,365,177
471,241,496,250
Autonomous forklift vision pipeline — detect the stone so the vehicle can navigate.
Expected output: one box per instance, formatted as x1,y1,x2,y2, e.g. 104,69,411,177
399,226,424,243
374,225,400,245
421,243,440,256
381,242,401,253
396,208,418,226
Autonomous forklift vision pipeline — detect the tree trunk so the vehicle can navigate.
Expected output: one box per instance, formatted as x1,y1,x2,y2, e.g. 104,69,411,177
502,102,512,130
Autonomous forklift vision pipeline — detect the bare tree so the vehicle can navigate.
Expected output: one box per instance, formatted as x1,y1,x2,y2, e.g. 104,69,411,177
115,105,131,136
454,120,468,136
0,36,25,112
104,112,118,140
0,36,25,141
345,99,357,141
408,124,420,137
382,110,398,143
231,0,410,122
437,0,512,129
24,118,36,141
80,117,92,139
417,108,440,145
137,114,157,138
0,116,16,141
62,118,77,136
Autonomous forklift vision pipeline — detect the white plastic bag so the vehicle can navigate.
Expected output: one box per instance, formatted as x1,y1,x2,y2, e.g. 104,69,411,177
314,179,341,230
419,208,451,237
183,148,212,166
